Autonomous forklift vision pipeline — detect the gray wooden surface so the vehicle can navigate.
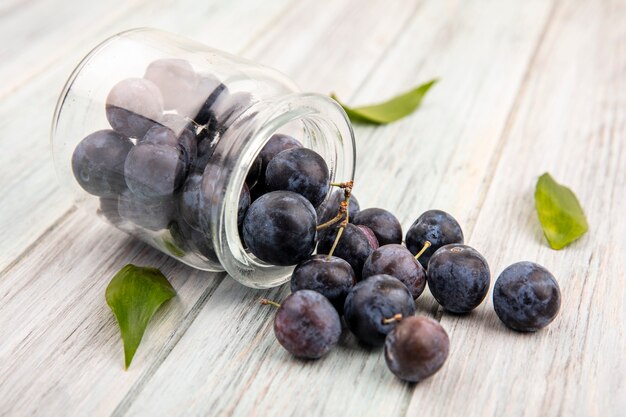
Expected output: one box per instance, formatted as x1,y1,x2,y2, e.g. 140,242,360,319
1,0,625,416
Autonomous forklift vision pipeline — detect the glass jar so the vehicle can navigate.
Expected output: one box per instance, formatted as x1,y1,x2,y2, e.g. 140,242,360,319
51,28,355,289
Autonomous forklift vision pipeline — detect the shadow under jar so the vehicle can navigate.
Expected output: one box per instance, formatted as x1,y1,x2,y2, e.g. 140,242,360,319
51,28,355,288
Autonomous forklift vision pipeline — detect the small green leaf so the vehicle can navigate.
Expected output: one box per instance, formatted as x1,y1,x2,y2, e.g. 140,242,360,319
105,264,176,369
535,173,589,250
331,79,438,125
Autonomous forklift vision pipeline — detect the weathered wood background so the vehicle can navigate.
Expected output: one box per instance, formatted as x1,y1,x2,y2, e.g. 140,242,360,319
0,0,624,416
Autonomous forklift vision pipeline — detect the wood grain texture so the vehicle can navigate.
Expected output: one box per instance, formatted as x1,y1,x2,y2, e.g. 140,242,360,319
406,0,626,415
0,211,225,417
1,0,624,416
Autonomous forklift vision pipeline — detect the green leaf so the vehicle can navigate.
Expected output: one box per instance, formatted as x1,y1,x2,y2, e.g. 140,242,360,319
105,264,176,369
535,173,589,250
331,79,438,125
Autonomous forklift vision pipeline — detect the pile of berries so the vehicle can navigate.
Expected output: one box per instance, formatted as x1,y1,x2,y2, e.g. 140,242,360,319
70,59,562,383
71,58,257,262
249,142,561,382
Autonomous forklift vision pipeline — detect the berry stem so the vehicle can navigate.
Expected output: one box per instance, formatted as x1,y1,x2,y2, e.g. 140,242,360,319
316,213,346,230
260,299,281,308
414,241,432,261
329,180,354,189
325,181,353,260
316,200,348,231
382,314,403,324
326,224,345,259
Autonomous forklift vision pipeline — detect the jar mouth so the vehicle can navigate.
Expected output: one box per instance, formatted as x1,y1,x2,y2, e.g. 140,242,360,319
213,93,355,288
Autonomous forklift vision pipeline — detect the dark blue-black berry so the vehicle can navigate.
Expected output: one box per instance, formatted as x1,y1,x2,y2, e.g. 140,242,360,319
246,133,303,194
493,261,561,332
124,142,187,199
291,255,356,314
265,147,329,207
406,210,464,269
117,189,175,231
143,58,197,112
105,78,163,139
242,191,317,266
317,223,378,279
384,316,449,382
141,123,197,169
343,274,415,346
273,290,341,359
71,129,133,197
363,244,426,299
353,208,402,246
427,244,490,314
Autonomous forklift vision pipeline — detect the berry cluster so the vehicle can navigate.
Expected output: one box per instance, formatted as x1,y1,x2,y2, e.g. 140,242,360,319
261,192,561,382
72,59,256,261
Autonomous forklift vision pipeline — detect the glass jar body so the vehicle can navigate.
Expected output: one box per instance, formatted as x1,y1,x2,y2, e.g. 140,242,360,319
51,28,355,288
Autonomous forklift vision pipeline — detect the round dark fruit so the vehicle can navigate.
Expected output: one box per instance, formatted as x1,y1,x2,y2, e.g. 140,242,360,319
124,142,187,199
343,274,416,346
317,223,378,279
316,189,360,224
265,147,330,207
143,58,198,111
384,316,450,382
117,189,175,231
273,290,341,359
105,77,163,138
493,261,561,332
353,208,402,246
406,210,464,269
427,244,490,313
71,129,133,197
142,123,196,166
242,191,317,266
363,244,426,299
291,255,356,314
246,133,303,191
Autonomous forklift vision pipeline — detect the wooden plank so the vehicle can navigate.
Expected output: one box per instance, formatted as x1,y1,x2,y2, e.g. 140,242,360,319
0,0,426,416
121,1,556,416
0,0,294,271
0,0,144,98
405,0,626,416
0,211,225,417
